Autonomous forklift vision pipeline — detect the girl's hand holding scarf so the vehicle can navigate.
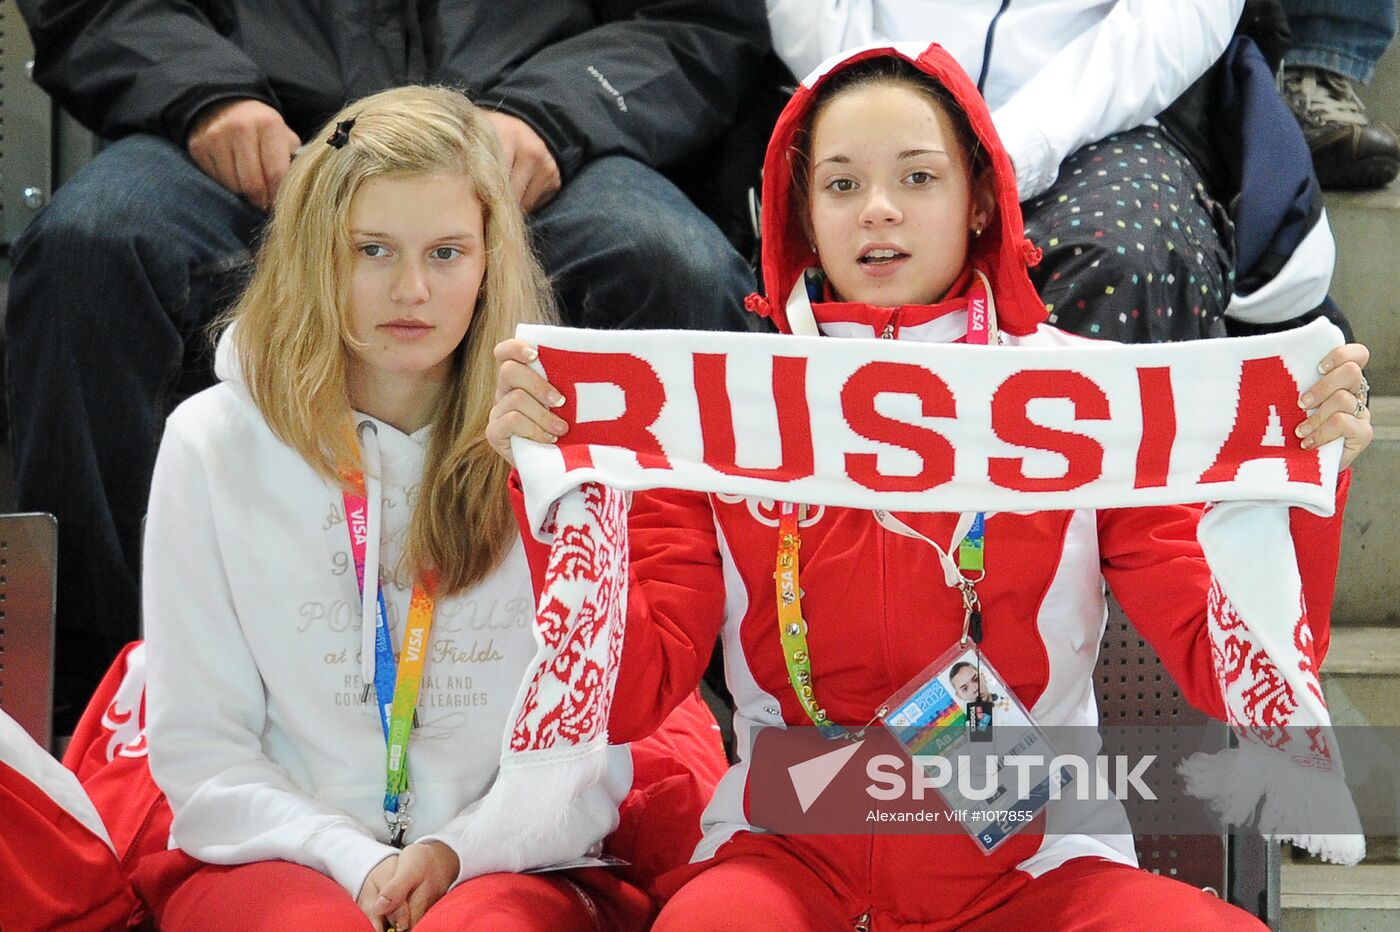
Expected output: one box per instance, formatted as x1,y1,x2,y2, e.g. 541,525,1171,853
1297,343,1372,470
487,338,568,466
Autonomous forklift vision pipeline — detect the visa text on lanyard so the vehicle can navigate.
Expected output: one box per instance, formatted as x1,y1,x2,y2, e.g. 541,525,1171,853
342,467,436,846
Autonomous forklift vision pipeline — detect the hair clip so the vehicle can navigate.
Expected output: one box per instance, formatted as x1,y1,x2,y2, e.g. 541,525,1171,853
326,117,356,149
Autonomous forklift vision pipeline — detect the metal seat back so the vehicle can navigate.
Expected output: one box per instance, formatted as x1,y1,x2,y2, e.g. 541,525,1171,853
1096,594,1278,927
0,513,57,752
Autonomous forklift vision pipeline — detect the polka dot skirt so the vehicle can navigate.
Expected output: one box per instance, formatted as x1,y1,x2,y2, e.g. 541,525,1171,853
1022,125,1234,344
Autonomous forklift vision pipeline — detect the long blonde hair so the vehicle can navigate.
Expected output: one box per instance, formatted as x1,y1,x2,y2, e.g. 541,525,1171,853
227,86,556,594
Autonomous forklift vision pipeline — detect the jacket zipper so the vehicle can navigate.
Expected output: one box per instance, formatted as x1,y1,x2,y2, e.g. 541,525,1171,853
120,798,166,873
869,314,896,932
976,0,1014,94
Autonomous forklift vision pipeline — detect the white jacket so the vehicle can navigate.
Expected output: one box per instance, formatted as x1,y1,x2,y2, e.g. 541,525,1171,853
767,0,1244,199
143,365,629,898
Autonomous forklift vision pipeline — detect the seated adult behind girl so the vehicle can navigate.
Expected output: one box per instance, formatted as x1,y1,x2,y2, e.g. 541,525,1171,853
141,86,722,932
487,44,1372,930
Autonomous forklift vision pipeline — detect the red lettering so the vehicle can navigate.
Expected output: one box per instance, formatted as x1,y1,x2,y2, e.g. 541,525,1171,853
1200,356,1321,485
536,348,671,472
840,362,956,492
1134,367,1177,489
989,371,1110,492
694,354,815,481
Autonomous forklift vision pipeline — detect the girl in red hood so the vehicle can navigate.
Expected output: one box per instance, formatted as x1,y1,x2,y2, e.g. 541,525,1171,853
488,44,1371,930
747,43,1048,342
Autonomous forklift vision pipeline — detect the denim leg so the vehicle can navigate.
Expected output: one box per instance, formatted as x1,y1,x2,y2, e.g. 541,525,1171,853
529,155,763,332
5,134,263,720
1280,0,1398,83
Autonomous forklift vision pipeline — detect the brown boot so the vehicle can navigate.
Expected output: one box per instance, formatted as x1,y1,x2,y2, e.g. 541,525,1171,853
1282,66,1400,191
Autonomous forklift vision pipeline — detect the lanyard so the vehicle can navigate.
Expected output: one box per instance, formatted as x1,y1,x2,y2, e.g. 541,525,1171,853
774,274,995,735
341,465,437,846
876,510,986,645
774,508,989,735
775,504,845,738
960,269,990,595
343,476,397,735
872,269,989,628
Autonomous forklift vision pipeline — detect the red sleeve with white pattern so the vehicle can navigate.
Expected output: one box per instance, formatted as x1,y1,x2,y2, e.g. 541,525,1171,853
509,479,727,743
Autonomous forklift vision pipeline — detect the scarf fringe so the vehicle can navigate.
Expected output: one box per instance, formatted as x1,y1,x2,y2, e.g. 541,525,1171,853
1178,745,1365,865
456,740,618,876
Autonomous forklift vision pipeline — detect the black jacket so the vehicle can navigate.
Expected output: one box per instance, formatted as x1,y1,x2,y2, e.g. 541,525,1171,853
18,0,769,180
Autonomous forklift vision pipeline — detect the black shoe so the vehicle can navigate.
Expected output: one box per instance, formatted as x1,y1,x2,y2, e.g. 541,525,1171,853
1282,66,1400,190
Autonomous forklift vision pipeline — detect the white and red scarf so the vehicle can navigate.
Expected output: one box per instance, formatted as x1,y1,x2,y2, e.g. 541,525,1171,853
505,318,1363,865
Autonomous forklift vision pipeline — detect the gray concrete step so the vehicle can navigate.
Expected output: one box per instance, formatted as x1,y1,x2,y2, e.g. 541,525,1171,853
1316,6,1400,397
1290,613,1399,931
1320,627,1400,731
1323,183,1400,397
1323,185,1400,397
1332,397,1400,628
1313,628,1400,865
1282,862,1400,932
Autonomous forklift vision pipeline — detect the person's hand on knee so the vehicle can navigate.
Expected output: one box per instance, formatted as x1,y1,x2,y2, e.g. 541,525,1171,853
370,841,460,930
484,111,562,213
186,98,302,211
487,339,569,466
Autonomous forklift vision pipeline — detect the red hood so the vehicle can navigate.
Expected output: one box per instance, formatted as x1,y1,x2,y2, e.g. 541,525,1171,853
749,43,1046,336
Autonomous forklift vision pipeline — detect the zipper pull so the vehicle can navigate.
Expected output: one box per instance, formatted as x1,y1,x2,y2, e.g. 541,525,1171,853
854,912,872,932
879,322,895,339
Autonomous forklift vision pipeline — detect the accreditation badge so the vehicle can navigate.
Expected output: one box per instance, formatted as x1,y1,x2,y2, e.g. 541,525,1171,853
880,643,1072,854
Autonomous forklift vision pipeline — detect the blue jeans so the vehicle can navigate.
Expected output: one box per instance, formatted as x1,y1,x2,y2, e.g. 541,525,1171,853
6,135,756,719
1281,0,1398,83
533,156,761,332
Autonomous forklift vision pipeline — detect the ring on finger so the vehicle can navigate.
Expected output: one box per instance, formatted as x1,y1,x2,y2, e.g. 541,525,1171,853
1354,396,1367,418
1355,374,1371,406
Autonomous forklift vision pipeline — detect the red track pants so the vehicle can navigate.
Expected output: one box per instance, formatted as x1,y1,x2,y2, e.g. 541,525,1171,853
142,855,652,931
654,853,1266,931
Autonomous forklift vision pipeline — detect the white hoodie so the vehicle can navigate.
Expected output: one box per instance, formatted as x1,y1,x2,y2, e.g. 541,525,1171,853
143,346,629,898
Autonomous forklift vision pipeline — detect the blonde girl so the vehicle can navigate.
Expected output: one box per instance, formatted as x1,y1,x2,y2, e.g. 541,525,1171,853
140,86,706,932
